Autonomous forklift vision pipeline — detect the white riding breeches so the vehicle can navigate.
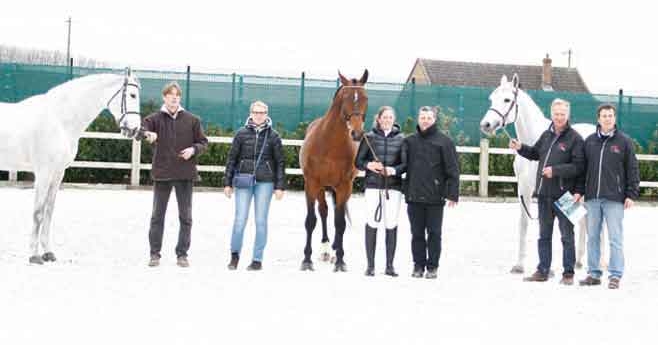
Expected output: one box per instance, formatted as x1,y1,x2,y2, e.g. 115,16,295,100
364,188,402,229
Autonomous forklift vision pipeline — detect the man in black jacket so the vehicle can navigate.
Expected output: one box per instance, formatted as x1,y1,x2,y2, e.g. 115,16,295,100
579,104,639,289
403,106,459,279
509,99,585,285
142,81,209,268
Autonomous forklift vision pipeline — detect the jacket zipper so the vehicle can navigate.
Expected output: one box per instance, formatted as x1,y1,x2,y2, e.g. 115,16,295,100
537,135,560,194
596,138,610,198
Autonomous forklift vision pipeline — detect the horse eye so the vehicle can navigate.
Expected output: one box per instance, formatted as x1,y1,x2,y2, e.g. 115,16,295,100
504,98,511,103
130,93,137,99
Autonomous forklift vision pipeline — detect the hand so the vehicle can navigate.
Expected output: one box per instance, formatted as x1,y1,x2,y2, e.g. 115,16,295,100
144,131,158,144
509,139,522,151
624,198,634,210
366,161,383,173
542,166,553,178
224,186,233,198
274,189,284,200
573,193,582,203
178,147,195,160
447,199,457,208
384,167,396,176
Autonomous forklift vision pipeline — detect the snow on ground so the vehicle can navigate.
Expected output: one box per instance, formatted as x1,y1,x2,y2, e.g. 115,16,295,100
1,187,657,345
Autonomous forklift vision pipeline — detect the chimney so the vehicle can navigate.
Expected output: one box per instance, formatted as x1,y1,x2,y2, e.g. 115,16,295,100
542,53,553,91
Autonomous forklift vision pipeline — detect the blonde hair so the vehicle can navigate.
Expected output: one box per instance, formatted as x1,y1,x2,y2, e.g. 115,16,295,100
551,98,571,115
161,81,182,97
249,100,269,113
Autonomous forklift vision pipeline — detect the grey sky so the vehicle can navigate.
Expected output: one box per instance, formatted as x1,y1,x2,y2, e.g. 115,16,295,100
1,0,655,96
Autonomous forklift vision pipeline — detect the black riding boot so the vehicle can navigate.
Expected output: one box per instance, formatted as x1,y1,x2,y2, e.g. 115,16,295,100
385,227,398,277
365,224,377,276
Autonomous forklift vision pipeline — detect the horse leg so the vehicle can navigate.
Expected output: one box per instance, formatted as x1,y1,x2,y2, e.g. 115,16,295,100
332,187,351,272
511,193,530,274
576,216,587,269
40,170,65,262
318,191,331,262
28,174,51,264
301,184,320,271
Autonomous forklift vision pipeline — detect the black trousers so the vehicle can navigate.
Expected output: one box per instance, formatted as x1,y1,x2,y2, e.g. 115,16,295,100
407,202,445,270
537,196,575,276
149,180,193,258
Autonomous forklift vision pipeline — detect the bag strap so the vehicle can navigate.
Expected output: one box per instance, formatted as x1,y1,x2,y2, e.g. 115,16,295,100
253,130,269,174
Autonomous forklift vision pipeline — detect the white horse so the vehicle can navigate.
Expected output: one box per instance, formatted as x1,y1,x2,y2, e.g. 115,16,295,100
0,70,142,264
479,74,606,274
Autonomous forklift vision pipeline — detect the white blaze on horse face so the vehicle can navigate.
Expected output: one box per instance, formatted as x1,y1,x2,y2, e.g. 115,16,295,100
480,85,516,134
354,90,358,103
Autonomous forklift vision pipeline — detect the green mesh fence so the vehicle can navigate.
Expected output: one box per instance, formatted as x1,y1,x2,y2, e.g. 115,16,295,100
1,63,657,146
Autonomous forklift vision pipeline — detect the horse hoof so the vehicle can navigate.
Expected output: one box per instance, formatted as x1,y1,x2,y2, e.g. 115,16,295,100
42,252,57,262
510,265,524,274
300,261,314,271
334,262,347,272
29,255,44,265
330,256,337,264
575,262,583,269
320,253,331,262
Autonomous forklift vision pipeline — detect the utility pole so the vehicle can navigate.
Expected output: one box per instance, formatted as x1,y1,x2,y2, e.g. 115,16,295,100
65,17,72,66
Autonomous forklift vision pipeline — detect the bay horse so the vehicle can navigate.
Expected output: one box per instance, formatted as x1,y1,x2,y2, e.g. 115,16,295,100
0,69,142,264
299,69,369,272
480,74,607,274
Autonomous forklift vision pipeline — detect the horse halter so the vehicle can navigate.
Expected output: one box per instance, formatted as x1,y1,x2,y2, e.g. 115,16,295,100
106,76,141,130
488,87,519,129
340,85,366,121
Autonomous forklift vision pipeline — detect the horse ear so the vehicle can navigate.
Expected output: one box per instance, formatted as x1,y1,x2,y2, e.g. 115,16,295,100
500,75,508,85
359,69,369,84
338,70,350,85
512,73,520,88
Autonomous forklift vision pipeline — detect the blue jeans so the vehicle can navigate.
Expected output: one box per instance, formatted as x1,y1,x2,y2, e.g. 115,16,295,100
586,198,624,279
230,182,274,262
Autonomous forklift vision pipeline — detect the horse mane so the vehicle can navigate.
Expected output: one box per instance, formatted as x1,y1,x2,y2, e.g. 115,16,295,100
46,74,123,99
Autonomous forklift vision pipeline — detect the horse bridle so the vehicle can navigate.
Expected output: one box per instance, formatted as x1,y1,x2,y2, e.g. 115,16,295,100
340,85,367,121
488,87,519,129
106,76,141,132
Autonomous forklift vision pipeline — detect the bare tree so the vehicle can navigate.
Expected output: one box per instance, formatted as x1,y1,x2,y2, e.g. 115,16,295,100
0,44,108,68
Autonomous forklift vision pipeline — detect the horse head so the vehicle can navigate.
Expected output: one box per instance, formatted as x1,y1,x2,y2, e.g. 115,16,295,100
480,73,521,135
107,68,142,138
336,69,369,141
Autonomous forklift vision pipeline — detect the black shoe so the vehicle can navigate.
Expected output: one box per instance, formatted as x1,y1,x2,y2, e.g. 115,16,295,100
148,254,160,267
227,253,239,270
247,261,262,271
385,227,398,277
176,256,189,268
385,267,399,277
365,224,377,277
425,268,438,279
412,266,424,278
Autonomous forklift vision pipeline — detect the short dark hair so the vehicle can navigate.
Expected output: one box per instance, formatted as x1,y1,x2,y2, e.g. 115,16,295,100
597,103,616,118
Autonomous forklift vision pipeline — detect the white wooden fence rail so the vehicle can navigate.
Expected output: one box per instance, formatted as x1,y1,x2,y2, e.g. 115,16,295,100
5,132,658,196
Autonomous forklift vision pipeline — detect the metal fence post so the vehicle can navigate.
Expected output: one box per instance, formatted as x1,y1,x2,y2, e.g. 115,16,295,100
230,73,236,129
479,138,489,197
185,65,191,109
617,89,623,130
410,77,416,116
299,71,305,123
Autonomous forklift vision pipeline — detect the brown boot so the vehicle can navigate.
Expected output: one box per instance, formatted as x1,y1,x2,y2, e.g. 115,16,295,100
148,255,160,267
579,275,602,286
608,277,621,289
559,273,574,285
523,270,548,282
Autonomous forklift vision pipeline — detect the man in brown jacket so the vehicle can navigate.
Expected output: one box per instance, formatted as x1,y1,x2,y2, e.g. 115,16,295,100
142,81,208,267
